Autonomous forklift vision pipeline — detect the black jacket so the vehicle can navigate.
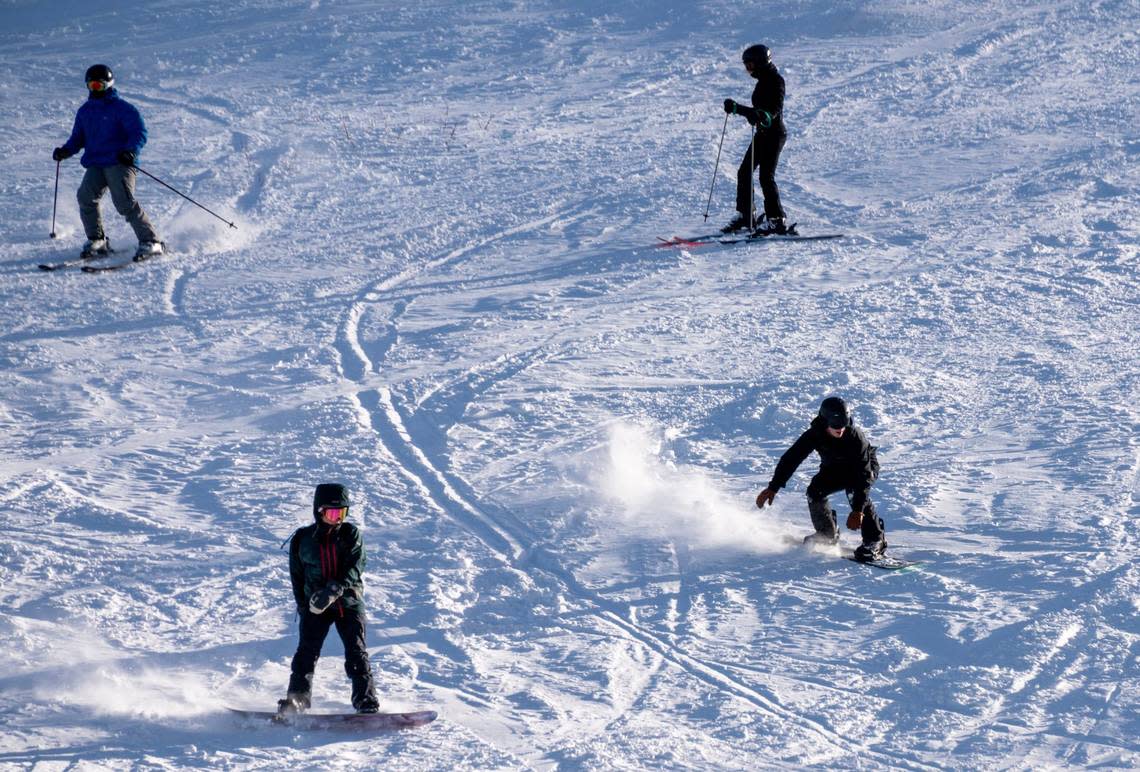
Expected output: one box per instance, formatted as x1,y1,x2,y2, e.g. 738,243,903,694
736,64,786,137
768,417,878,510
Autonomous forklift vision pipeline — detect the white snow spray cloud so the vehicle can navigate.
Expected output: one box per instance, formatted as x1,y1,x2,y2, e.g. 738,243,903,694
37,659,225,719
584,422,792,554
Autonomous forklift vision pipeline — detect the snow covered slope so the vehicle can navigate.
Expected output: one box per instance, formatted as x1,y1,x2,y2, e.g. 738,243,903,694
1,0,1137,768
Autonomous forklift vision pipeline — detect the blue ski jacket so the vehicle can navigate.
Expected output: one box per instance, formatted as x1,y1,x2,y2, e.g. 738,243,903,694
61,88,148,168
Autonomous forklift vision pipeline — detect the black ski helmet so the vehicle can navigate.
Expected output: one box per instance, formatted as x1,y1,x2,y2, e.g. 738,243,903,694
312,482,350,521
742,44,772,67
818,397,849,429
84,63,114,87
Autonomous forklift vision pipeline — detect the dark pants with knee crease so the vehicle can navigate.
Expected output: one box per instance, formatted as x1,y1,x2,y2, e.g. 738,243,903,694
735,131,786,222
806,467,884,543
287,605,378,710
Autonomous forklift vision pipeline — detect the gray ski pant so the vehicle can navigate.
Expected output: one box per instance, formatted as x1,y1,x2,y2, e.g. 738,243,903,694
77,164,160,244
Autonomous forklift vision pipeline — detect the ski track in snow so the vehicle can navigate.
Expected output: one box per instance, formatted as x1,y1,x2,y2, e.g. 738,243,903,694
1,0,1139,769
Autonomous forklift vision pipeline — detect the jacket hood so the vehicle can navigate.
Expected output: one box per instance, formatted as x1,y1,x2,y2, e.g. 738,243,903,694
312,482,351,521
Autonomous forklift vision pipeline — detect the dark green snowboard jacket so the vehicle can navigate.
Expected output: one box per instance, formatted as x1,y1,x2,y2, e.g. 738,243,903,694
288,521,367,613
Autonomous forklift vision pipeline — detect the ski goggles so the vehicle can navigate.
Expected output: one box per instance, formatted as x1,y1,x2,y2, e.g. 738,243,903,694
319,506,348,522
87,80,112,92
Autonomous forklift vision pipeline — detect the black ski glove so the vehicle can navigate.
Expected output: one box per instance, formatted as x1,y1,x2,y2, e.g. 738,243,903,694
308,581,345,614
52,147,72,161
723,98,737,114
117,150,136,166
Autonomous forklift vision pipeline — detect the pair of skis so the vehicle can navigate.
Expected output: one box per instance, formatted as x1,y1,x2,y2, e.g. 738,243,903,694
655,223,844,249
38,247,165,273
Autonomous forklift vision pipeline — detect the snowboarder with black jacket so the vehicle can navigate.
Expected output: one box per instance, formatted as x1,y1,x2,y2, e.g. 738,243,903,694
722,44,788,235
278,483,380,715
755,397,887,562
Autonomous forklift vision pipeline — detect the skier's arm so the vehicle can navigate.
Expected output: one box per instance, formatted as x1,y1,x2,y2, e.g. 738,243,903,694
60,113,85,157
768,429,816,492
724,98,762,123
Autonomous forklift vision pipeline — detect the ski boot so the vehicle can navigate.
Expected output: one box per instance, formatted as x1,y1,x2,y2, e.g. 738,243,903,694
753,217,789,236
721,211,759,233
134,241,165,261
81,235,111,258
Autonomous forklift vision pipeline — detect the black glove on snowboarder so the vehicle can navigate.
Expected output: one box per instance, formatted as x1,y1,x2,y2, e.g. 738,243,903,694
117,150,136,166
723,98,737,114
309,581,345,614
52,147,72,161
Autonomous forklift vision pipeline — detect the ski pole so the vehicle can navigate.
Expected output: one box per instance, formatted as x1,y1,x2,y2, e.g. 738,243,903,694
749,120,756,231
50,160,61,239
132,163,237,229
702,112,730,222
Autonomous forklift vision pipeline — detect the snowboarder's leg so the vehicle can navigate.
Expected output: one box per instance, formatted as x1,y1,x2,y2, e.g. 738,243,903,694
104,165,161,244
285,611,334,708
77,167,109,242
852,498,887,562
805,472,844,543
335,609,379,712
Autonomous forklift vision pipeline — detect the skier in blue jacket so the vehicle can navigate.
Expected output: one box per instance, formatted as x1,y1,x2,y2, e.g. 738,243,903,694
53,64,163,259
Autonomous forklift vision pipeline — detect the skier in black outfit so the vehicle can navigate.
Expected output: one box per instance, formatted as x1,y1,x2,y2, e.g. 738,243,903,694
278,483,380,715
755,397,887,562
722,44,788,234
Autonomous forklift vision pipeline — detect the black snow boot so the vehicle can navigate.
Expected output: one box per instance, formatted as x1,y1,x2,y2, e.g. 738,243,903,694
854,514,887,562
276,693,309,717
805,497,839,545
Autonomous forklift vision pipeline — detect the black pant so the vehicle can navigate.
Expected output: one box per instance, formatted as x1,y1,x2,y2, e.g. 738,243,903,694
806,468,884,543
287,606,378,710
736,131,786,222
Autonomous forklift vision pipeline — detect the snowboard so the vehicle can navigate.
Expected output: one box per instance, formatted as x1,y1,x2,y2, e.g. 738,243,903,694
843,554,920,571
785,533,919,571
228,707,437,730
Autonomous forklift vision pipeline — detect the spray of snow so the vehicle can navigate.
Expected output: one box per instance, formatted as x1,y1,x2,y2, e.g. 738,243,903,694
585,422,791,554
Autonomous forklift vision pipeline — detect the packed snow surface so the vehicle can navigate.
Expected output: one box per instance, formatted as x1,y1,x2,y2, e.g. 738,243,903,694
1,0,1137,768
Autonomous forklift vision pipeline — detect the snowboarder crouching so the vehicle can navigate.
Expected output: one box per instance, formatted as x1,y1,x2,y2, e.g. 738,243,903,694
279,483,380,715
755,397,887,562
